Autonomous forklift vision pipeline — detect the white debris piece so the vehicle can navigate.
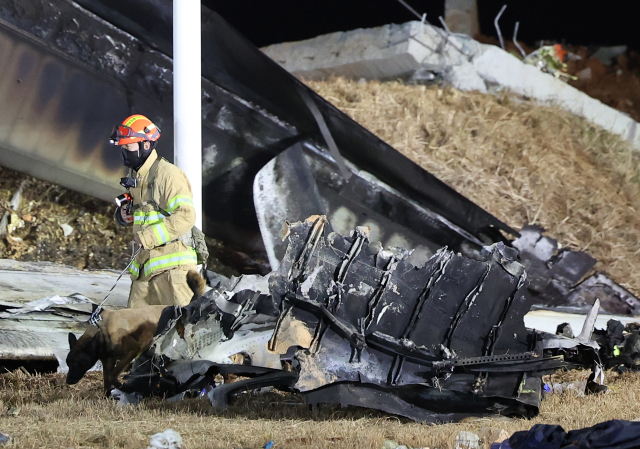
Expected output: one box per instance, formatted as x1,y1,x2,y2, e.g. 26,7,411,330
0,294,92,317
111,388,142,407
60,223,74,237
147,429,183,449
455,431,480,449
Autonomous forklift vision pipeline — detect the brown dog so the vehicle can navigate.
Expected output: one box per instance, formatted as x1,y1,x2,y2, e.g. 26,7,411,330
66,270,205,394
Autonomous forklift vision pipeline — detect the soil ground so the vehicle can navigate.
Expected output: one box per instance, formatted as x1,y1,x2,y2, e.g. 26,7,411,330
0,167,245,278
0,369,637,448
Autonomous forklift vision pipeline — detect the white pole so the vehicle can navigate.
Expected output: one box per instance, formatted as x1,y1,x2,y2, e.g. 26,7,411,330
173,0,202,230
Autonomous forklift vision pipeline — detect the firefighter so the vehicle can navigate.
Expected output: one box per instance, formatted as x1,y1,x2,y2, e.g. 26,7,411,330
110,114,197,307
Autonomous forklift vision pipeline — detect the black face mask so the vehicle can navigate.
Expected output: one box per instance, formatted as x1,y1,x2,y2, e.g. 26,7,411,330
121,143,152,171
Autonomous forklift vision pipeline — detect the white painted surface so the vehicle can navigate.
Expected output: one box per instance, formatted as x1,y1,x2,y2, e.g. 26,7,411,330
473,46,640,148
524,309,639,334
0,259,129,308
173,0,202,229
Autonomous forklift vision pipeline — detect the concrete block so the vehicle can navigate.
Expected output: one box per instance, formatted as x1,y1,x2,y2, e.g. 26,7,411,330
262,22,461,81
262,22,420,80
447,60,487,93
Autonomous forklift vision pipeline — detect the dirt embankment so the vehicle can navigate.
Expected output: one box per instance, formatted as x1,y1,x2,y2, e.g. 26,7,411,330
0,166,256,277
566,50,640,123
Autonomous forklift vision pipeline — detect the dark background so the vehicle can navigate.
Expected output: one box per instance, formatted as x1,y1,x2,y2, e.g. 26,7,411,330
204,0,640,51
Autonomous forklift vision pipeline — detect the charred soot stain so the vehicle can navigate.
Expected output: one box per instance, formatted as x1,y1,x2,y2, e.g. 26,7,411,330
37,61,64,110
17,50,36,80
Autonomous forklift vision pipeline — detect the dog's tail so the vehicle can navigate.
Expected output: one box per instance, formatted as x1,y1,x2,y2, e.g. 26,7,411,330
187,270,206,302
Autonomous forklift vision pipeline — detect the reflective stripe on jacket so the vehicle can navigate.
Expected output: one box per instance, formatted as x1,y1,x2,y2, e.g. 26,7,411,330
126,149,197,279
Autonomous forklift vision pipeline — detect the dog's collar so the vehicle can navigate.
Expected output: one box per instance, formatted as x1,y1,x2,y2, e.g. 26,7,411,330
89,306,103,327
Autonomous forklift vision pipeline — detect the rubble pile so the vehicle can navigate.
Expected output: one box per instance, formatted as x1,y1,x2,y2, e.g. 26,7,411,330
0,166,259,276
566,49,640,123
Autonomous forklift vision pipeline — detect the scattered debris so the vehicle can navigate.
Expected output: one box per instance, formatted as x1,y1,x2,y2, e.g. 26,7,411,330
0,294,97,360
513,225,640,315
0,432,9,446
524,45,577,81
544,381,587,397
111,388,141,407
381,440,428,449
147,429,183,449
0,294,92,317
0,180,25,238
591,46,628,66
454,431,480,449
491,419,640,449
382,441,400,449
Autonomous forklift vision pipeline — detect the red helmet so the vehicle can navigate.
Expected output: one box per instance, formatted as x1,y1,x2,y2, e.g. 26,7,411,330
110,114,161,145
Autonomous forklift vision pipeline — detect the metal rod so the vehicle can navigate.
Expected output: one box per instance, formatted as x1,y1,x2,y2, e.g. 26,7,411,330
494,4,507,50
395,0,423,21
513,21,527,57
439,16,452,34
438,16,470,58
174,0,203,229
299,89,352,182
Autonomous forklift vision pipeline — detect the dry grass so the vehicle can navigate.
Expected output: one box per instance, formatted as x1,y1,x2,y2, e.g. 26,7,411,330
307,79,640,295
0,369,638,448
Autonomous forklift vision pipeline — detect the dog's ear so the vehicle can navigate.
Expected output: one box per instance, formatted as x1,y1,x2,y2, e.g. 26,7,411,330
68,332,77,349
87,333,101,355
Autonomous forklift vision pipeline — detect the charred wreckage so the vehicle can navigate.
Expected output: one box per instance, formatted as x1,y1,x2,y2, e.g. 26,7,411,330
0,0,639,422
118,216,628,422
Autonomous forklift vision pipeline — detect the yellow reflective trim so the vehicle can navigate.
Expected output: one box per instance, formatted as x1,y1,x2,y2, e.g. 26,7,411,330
124,115,144,127
152,222,170,245
143,249,197,276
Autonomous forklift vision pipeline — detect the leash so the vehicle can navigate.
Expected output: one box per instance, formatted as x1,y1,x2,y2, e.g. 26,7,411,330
88,243,142,326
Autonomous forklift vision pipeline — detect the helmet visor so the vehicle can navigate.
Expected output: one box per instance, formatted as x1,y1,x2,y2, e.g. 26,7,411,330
109,124,149,145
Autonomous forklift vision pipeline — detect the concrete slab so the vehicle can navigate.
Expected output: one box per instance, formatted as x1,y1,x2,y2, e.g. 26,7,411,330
473,47,640,148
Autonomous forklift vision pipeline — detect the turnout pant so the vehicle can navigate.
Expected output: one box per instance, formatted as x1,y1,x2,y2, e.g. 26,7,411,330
127,265,197,308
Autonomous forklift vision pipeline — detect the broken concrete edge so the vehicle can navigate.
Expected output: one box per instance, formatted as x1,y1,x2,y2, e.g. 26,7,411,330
261,21,640,150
